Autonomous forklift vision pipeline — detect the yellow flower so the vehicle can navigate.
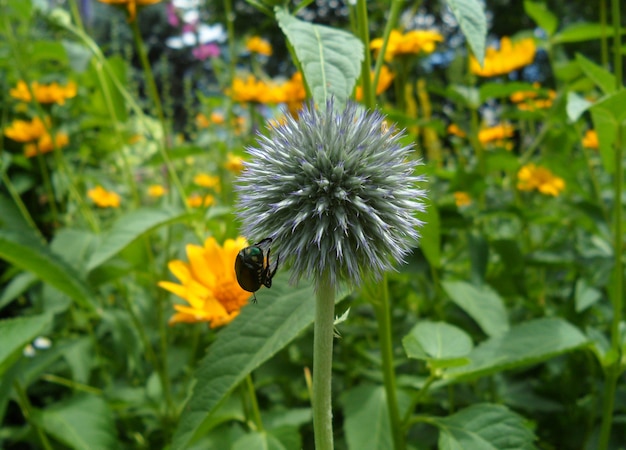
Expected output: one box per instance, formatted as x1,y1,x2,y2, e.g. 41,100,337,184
510,83,555,111
210,112,225,125
517,163,565,196
582,129,599,149
478,123,514,144
193,173,220,189
187,193,215,208
4,117,48,142
196,113,210,129
355,65,395,101
97,0,161,21
24,132,69,158
246,36,272,56
158,237,252,327
225,153,244,174
447,123,466,138
454,191,472,207
470,37,536,77
229,75,273,103
10,80,77,105
88,186,121,208
148,184,167,197
371,29,443,62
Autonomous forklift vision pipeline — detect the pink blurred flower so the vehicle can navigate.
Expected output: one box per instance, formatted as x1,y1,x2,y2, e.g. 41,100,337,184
167,2,179,26
193,43,220,60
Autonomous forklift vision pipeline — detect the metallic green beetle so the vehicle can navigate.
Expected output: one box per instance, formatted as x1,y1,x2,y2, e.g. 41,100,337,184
235,238,279,303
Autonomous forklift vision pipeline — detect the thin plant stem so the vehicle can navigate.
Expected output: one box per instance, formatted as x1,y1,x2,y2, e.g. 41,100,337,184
13,381,54,450
600,0,609,68
245,374,264,431
373,273,405,450
312,271,336,450
355,0,373,107
598,1,623,447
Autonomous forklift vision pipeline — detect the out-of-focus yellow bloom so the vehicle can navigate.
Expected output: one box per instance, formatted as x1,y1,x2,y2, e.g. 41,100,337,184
4,117,47,142
148,184,167,197
470,37,536,77
10,80,77,105
454,191,472,207
225,153,244,174
510,83,556,111
371,29,443,62
97,0,161,21
187,193,215,208
478,123,514,144
355,65,395,101
280,72,307,116
447,123,467,138
210,112,225,125
229,73,306,112
88,186,121,208
229,75,275,103
158,237,252,327
196,113,210,128
193,173,220,189
582,129,599,149
24,132,69,158
246,36,272,56
517,163,565,196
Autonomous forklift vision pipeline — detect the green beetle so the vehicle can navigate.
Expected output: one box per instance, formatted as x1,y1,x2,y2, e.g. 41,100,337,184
235,238,279,303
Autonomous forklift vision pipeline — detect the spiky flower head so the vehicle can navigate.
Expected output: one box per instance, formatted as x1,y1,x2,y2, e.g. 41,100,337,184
236,101,426,287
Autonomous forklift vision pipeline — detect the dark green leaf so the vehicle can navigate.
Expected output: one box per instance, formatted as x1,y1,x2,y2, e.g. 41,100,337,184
552,23,625,44
342,385,393,450
403,321,473,363
575,53,616,95
417,198,440,268
0,314,52,377
523,1,558,37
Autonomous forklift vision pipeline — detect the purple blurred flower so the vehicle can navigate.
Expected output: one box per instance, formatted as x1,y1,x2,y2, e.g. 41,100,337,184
192,43,220,60
167,2,180,26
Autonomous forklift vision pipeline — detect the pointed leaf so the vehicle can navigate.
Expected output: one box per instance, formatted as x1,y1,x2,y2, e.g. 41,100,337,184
445,0,487,64
417,198,440,268
435,403,537,450
0,314,52,377
275,7,363,108
523,1,558,37
342,385,393,450
576,53,616,95
590,89,626,174
443,318,589,381
442,280,509,337
171,277,347,449
552,22,626,44
403,321,473,362
0,230,96,311
37,395,119,450
87,207,189,270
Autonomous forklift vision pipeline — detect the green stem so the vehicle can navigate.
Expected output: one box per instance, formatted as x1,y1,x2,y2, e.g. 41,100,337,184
312,271,336,450
600,0,609,68
598,2,624,447
245,374,264,431
371,0,405,102
14,381,54,450
355,0,373,108
373,273,405,450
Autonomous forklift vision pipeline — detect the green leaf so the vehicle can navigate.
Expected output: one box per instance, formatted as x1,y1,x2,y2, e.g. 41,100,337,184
275,7,363,108
443,318,589,381
171,278,347,449
0,272,37,311
479,82,537,103
87,207,189,271
435,403,537,450
575,53,616,95
575,279,602,312
403,321,473,365
590,89,626,174
445,0,487,64
523,1,558,37
442,280,509,337
552,22,625,44
37,395,119,450
417,198,440,268
342,385,393,450
31,40,69,64
0,230,96,311
566,91,593,122
232,431,286,450
0,314,52,377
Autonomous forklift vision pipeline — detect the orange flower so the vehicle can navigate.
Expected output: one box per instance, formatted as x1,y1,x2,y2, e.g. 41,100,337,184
454,191,472,207
582,130,599,149
210,112,225,125
158,237,252,327
517,163,565,196
4,117,48,142
24,132,69,158
371,29,443,62
225,153,244,174
246,36,272,56
97,0,161,21
196,113,210,128
510,83,555,111
193,173,220,189
187,193,215,208
229,75,274,103
478,124,514,144
88,186,121,208
447,123,467,138
148,185,167,197
470,37,536,77
10,80,77,105
355,65,395,100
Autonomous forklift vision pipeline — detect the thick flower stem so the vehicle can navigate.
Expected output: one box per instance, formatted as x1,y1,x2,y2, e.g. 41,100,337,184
373,273,405,450
313,271,336,450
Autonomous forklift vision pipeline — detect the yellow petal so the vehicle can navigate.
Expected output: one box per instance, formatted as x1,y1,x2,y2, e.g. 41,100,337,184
186,243,216,288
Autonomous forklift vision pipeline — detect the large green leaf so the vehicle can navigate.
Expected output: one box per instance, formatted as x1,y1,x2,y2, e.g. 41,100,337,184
435,403,537,450
552,23,626,44
87,207,189,271
342,385,393,450
275,7,363,108
442,280,509,337
523,1,558,37
37,395,119,450
590,89,626,174
0,230,96,311
575,53,616,95
0,314,52,377
171,277,347,449
443,318,589,381
445,0,486,64
403,321,473,369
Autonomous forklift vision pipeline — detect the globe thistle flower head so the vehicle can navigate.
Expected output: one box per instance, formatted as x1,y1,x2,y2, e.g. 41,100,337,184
236,101,426,288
